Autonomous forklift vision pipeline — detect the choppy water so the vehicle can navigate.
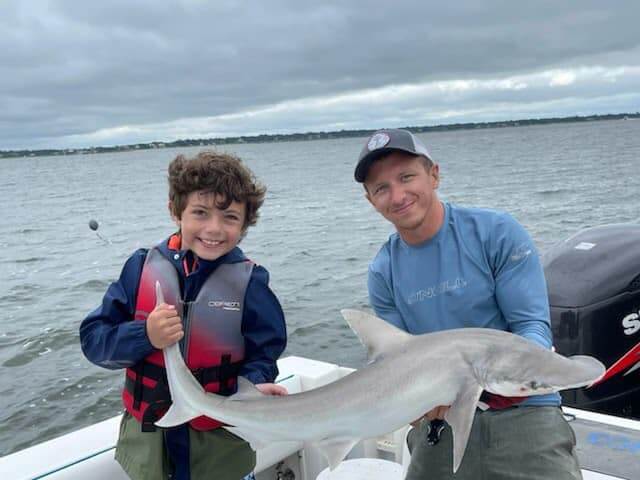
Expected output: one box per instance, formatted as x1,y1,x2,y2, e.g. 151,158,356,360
1,119,639,456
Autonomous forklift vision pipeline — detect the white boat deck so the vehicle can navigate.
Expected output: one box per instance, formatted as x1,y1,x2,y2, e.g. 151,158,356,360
562,407,640,480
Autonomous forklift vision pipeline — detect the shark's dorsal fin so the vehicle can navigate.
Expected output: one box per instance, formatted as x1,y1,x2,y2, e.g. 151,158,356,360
444,378,483,473
314,437,359,470
230,376,264,401
340,309,413,362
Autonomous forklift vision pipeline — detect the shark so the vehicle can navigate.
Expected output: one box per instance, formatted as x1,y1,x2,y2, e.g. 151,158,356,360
153,283,605,472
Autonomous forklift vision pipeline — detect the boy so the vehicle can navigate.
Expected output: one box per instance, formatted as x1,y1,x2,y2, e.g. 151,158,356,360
80,151,287,480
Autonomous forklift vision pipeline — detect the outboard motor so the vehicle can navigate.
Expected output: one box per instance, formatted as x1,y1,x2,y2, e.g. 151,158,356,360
543,224,640,419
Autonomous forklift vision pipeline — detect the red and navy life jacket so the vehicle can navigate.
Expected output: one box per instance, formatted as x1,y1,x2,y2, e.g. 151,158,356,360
122,244,253,432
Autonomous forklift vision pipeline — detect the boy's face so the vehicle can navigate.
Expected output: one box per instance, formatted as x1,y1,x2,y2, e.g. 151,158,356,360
172,191,246,261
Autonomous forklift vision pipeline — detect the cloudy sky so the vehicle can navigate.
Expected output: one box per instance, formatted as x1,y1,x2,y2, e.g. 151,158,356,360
2,1,639,150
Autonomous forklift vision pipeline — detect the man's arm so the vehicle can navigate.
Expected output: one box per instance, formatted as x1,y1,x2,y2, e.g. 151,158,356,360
368,267,407,329
491,213,553,348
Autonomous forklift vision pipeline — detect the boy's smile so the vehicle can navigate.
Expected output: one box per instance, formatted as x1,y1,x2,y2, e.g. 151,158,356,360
173,191,246,261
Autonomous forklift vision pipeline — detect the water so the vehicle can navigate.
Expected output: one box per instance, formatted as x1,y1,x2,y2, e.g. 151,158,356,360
1,119,639,456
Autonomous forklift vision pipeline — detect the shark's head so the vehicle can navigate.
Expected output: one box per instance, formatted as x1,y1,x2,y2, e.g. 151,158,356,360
478,339,605,397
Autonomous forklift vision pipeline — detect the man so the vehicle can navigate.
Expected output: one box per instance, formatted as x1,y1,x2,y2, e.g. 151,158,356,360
355,129,582,479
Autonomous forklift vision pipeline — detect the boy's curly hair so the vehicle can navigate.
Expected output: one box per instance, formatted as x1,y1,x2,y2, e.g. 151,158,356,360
168,150,266,232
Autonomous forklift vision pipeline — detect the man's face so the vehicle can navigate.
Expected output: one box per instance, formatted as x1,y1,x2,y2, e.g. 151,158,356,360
364,151,440,244
172,191,246,260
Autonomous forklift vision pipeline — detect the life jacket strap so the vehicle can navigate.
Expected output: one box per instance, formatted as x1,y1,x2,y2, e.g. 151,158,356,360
218,354,235,396
132,362,144,410
125,357,243,431
130,359,243,387
125,371,171,432
141,400,171,432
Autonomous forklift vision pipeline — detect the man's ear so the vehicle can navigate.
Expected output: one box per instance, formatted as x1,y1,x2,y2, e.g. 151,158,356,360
430,163,440,188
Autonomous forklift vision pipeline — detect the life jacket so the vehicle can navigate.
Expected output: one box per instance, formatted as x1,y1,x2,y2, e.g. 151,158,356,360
122,245,253,432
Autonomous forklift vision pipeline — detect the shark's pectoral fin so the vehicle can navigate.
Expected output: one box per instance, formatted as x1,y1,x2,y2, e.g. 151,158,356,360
444,379,483,473
229,377,264,401
155,402,200,428
314,437,359,470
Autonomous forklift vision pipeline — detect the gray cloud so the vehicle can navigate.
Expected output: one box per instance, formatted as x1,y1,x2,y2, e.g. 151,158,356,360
1,1,639,149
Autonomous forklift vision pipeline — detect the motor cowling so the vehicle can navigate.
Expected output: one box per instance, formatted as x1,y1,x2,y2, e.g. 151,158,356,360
543,224,640,419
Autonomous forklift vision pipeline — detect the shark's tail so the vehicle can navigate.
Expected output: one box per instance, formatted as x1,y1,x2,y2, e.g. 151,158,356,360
154,342,206,428
153,281,214,428
155,399,201,428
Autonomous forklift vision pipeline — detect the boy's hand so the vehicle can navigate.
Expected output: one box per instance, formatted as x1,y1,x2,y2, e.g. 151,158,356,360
146,304,184,349
255,383,288,396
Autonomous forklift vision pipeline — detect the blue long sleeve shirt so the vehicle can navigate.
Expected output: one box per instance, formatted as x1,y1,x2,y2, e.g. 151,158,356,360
368,202,559,406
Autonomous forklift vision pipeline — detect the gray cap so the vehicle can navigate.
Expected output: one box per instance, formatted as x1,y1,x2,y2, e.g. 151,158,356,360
354,128,432,183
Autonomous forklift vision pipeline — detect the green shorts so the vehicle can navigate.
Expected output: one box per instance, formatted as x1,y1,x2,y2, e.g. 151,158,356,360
115,412,256,480
406,406,582,480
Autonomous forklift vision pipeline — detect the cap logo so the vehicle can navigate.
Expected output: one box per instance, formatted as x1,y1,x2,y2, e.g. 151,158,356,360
367,132,390,151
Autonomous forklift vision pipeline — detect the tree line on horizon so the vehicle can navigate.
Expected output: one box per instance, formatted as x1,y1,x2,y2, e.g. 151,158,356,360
2,112,638,159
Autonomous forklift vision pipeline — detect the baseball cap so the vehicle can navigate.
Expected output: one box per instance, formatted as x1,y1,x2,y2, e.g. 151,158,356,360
354,128,432,183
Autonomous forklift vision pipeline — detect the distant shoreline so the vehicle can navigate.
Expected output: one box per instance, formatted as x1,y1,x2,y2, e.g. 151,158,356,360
2,112,638,159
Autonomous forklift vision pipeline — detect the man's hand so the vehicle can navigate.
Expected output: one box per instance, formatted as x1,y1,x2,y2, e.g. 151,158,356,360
410,405,450,427
426,405,450,421
255,383,288,396
146,303,184,349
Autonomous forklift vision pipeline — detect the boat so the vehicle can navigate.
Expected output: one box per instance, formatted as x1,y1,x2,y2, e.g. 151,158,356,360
1,354,639,480
543,224,640,419
2,225,639,479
